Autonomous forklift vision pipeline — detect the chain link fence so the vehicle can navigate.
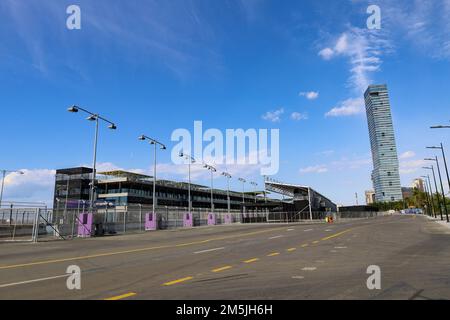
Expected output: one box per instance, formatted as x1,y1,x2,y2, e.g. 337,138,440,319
0,203,53,242
1,200,384,242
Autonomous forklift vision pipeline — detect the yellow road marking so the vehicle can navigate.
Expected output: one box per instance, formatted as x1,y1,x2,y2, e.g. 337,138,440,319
301,244,309,248
163,276,194,286
287,248,296,252
267,252,280,257
212,266,233,273
243,258,259,264
104,292,137,300
312,241,320,244
321,229,352,241
0,225,293,270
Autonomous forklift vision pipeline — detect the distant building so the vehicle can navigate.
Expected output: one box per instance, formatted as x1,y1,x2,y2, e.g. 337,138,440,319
412,178,425,192
365,190,375,205
53,167,93,210
402,187,414,200
53,168,337,217
364,84,403,202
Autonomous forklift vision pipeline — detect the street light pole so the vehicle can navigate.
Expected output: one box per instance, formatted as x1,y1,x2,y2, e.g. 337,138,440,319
238,178,246,214
427,144,450,193
425,157,449,222
139,135,166,215
204,164,217,213
68,105,116,213
91,116,99,212
222,172,232,215
238,178,246,204
180,152,195,215
426,174,437,218
0,170,24,208
422,180,430,216
421,175,435,217
423,166,444,221
250,182,258,204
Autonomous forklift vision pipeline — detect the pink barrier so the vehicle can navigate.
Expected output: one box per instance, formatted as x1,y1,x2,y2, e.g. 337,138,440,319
77,213,93,238
145,212,157,231
183,213,193,227
207,213,216,225
224,214,232,224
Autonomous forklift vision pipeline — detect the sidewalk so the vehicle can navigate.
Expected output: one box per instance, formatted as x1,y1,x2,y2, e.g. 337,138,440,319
425,214,450,230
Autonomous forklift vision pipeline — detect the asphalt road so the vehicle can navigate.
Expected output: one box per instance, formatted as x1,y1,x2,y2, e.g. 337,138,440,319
1,215,449,300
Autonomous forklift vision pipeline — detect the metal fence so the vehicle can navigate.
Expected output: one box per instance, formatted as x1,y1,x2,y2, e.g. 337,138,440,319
1,200,385,242
0,203,52,242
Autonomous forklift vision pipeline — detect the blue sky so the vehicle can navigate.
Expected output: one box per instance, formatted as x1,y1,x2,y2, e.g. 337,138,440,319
1,0,450,206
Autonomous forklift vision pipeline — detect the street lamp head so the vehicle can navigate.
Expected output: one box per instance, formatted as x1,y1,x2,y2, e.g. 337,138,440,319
424,158,435,161
67,105,79,113
426,146,440,149
423,166,433,170
108,124,117,130
160,145,166,150
431,125,450,129
86,115,97,121
138,135,146,141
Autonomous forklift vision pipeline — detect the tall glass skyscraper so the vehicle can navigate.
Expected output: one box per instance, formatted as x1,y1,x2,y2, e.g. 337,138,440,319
364,84,403,202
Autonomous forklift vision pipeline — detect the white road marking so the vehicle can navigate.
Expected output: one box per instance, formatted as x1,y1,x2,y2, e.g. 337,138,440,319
334,246,347,249
0,274,69,288
325,229,332,232
292,276,305,279
303,229,313,232
287,229,295,232
194,247,225,254
269,235,284,240
302,267,317,271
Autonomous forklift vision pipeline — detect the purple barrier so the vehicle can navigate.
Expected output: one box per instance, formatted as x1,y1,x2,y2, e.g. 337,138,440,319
77,213,93,238
145,212,157,231
183,213,193,228
207,213,216,226
224,214,232,224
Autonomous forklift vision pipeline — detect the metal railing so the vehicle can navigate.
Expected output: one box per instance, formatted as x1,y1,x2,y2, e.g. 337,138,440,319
1,200,385,243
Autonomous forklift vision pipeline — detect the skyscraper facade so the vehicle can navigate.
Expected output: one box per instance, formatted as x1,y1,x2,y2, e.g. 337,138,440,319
364,84,403,202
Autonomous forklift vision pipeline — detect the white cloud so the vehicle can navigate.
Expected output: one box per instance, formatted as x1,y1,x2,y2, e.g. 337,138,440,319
291,112,308,121
299,165,328,174
262,108,284,123
381,0,450,59
400,159,427,175
318,47,334,60
325,98,365,117
301,154,372,176
1,163,147,207
334,33,348,54
316,150,335,157
319,27,391,117
399,151,416,160
330,157,372,170
299,91,319,100
1,169,56,206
